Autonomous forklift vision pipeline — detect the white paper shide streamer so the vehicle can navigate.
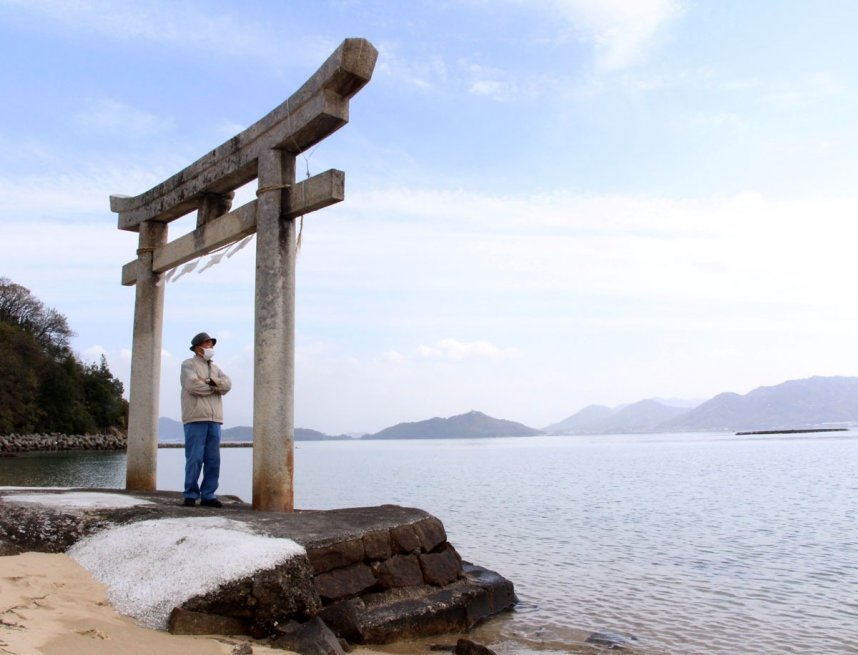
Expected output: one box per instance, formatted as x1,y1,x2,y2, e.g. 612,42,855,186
159,234,256,285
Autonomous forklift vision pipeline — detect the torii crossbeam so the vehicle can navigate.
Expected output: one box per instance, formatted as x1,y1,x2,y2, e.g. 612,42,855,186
112,38,378,512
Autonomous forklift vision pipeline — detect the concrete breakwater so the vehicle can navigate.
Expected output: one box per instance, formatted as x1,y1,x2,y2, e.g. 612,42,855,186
0,489,516,654
0,432,127,453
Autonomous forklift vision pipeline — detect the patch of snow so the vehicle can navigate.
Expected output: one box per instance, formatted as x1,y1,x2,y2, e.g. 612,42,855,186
0,491,152,509
68,517,306,629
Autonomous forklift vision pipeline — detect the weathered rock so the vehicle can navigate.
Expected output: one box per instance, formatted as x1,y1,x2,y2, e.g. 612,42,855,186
0,500,111,552
270,617,345,655
372,554,424,588
314,562,377,601
182,556,321,630
419,543,462,586
0,491,516,645
390,523,421,554
167,607,247,635
317,598,366,643
0,432,126,453
585,630,638,649
307,538,365,574
320,564,516,644
361,529,392,561
231,644,253,655
455,639,496,655
414,516,447,552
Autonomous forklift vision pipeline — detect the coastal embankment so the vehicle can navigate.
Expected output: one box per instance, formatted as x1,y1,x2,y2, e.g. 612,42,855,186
0,488,515,654
0,433,126,453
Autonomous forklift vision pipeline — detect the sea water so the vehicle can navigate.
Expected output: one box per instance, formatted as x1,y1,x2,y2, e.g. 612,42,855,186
0,432,855,654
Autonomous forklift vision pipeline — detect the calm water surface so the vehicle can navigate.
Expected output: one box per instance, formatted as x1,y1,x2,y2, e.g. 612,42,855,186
1,432,856,654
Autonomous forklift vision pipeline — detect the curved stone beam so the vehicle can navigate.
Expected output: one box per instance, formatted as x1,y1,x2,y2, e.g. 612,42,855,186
111,38,377,231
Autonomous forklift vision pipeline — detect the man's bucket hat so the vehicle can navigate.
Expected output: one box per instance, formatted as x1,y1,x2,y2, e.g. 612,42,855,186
190,332,217,351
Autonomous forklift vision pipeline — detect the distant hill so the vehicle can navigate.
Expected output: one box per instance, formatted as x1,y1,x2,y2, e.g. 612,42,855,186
545,399,689,435
364,410,543,440
158,417,351,442
658,376,858,432
158,417,184,441
543,404,614,434
547,376,858,435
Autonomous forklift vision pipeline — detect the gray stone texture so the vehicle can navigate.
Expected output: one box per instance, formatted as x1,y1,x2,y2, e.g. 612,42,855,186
167,607,248,636
307,538,365,574
390,523,422,554
270,617,346,655
371,554,424,588
419,543,463,586
314,563,377,601
455,639,497,655
0,490,516,645
361,529,392,561
0,433,126,453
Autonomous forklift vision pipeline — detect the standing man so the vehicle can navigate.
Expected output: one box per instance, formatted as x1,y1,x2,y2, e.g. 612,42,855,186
180,331,232,507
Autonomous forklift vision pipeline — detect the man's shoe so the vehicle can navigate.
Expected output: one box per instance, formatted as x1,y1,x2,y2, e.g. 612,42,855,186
183,498,196,507
200,498,223,508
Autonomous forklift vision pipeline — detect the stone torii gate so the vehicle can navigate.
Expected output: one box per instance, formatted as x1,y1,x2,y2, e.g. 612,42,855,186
113,39,378,512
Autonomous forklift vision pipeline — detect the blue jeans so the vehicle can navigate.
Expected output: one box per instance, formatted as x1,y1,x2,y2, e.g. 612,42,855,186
183,421,221,500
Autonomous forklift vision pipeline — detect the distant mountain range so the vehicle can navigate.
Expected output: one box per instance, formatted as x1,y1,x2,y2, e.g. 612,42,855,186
659,376,858,432
158,376,858,441
546,376,858,434
157,417,352,442
363,410,542,440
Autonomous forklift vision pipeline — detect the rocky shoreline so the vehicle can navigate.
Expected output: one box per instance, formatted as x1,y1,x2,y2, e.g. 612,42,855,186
0,433,127,453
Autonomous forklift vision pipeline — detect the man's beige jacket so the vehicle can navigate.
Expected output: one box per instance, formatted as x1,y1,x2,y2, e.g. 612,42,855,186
180,355,232,424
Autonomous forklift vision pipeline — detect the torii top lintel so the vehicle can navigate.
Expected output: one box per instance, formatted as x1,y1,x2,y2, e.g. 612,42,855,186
111,38,378,233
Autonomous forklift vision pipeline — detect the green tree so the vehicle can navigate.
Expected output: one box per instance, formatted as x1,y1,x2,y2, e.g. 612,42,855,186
83,355,128,431
0,278,73,354
0,278,128,435
35,354,93,435
0,322,44,433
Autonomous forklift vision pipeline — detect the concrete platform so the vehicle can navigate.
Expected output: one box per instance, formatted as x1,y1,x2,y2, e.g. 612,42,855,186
0,488,516,649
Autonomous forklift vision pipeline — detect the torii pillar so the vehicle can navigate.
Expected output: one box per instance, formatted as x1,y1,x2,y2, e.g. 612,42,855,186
112,39,378,512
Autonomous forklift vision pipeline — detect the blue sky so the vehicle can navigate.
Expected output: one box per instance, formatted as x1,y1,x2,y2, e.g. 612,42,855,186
2,0,858,433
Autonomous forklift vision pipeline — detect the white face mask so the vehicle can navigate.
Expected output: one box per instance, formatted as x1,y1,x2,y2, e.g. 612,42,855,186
202,348,215,361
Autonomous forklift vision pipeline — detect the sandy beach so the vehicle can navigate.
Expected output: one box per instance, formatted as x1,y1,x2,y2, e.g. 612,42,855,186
0,552,384,655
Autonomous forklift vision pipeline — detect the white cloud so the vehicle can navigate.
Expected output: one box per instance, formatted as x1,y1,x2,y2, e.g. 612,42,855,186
764,71,848,109
683,111,748,130
465,63,517,101
383,351,407,364
74,98,172,137
376,41,447,91
316,186,858,315
416,338,519,361
2,0,314,68
82,345,108,363
469,79,512,100
0,159,181,219
546,0,684,70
